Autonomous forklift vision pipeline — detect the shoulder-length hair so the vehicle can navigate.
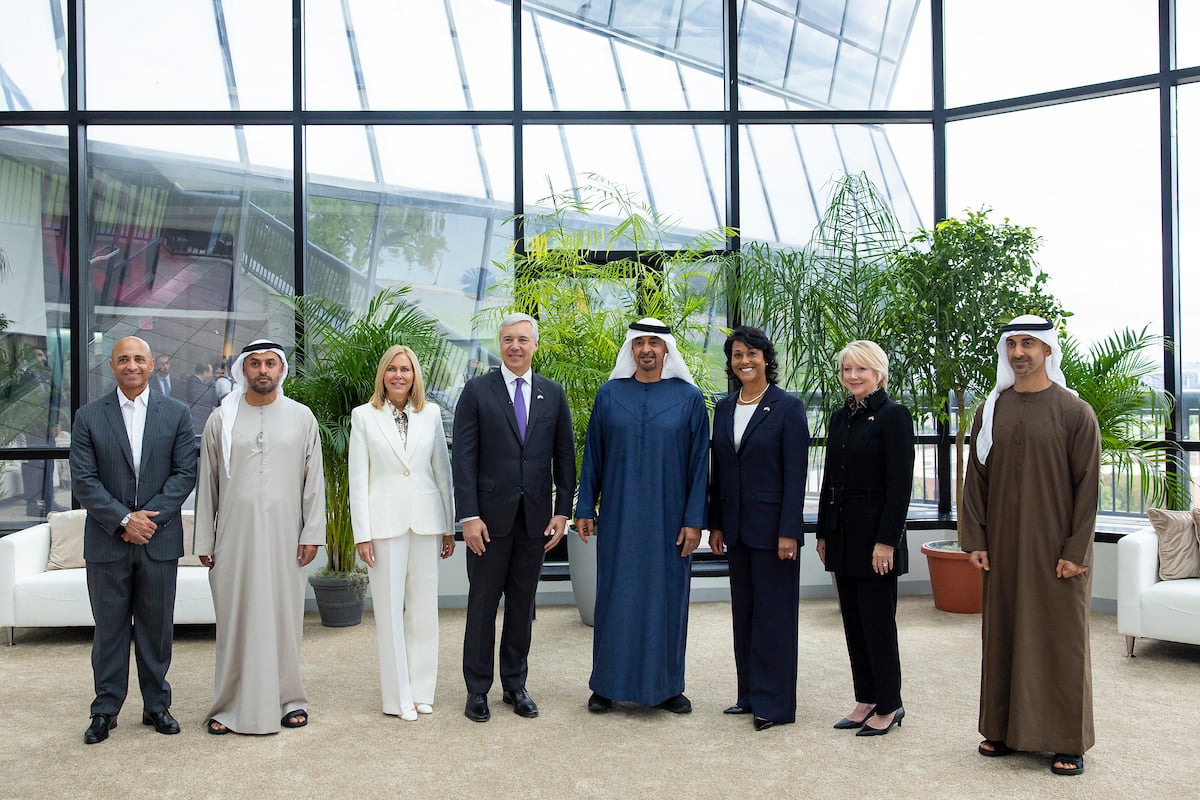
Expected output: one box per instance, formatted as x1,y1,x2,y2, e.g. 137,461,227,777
723,325,779,385
370,345,427,412
836,340,889,391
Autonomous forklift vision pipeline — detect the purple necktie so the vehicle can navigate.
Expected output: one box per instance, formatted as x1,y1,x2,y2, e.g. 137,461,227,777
514,376,527,441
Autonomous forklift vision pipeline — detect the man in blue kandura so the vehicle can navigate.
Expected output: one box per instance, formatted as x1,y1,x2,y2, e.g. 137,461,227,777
575,318,710,715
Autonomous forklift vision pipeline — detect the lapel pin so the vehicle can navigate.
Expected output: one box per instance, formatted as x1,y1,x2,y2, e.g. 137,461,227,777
762,406,770,412
536,394,544,400
868,416,875,421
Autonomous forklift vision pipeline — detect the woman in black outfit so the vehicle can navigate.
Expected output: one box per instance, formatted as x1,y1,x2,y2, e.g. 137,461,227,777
708,326,810,731
816,340,914,736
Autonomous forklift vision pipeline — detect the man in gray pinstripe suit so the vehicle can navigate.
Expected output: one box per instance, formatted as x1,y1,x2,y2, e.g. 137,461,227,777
69,337,197,744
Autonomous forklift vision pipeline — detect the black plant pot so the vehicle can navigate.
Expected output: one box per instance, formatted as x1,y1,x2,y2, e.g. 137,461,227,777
308,573,366,627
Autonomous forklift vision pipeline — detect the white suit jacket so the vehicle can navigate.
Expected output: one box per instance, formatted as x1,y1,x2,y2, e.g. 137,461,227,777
348,401,454,543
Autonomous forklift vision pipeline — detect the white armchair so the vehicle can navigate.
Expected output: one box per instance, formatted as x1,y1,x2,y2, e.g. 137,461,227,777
1117,527,1200,656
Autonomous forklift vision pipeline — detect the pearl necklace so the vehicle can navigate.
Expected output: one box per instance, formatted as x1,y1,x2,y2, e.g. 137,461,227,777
737,385,768,405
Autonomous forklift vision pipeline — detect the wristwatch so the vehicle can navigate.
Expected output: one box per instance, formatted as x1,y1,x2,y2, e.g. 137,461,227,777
120,513,132,528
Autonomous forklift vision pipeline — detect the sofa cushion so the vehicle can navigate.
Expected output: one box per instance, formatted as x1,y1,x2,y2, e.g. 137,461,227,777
45,509,203,568
45,509,86,570
1146,508,1200,581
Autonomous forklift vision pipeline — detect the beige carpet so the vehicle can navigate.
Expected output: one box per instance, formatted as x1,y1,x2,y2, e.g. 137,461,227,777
1,597,1196,800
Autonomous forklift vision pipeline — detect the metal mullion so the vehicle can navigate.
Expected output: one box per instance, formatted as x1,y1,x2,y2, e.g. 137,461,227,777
1159,0,1184,488
930,0,951,517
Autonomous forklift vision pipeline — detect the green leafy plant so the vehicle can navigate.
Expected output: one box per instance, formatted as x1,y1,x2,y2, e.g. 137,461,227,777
283,286,445,579
486,175,732,469
1060,325,1191,510
715,173,908,431
889,208,1067,504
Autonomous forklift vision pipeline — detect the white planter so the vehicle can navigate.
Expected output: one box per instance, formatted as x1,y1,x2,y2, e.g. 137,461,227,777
566,528,597,627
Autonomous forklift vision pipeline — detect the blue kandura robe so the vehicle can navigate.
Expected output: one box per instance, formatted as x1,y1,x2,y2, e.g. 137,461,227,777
576,377,710,705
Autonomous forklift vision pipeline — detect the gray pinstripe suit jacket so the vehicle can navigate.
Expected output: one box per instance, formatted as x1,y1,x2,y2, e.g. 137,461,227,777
69,388,198,563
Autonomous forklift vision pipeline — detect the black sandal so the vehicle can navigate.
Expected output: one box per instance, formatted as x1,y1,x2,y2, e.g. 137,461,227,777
1050,754,1083,775
281,709,308,729
207,718,231,735
978,739,1011,757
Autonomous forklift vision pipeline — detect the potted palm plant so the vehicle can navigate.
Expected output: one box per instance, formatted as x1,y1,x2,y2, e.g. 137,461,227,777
485,176,729,624
284,286,445,626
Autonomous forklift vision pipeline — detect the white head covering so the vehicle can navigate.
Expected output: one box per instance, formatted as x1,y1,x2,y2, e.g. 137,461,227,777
974,314,1073,465
608,317,696,385
216,339,289,477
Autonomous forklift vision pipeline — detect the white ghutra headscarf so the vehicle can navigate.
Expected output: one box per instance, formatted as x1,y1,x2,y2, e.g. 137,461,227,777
216,339,290,477
608,317,696,386
974,314,1074,465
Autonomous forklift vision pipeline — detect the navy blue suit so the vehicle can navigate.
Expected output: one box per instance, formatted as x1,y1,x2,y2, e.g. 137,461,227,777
70,388,197,717
708,385,809,722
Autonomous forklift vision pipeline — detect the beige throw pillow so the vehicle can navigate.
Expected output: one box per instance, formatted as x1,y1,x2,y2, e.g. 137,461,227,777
1146,508,1200,581
46,509,87,570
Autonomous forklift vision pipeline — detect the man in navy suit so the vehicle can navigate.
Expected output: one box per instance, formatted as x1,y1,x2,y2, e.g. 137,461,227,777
453,313,575,722
69,336,197,744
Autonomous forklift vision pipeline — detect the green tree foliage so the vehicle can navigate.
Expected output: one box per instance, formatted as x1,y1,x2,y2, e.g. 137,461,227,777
306,197,448,273
889,208,1066,501
283,286,444,575
721,174,908,431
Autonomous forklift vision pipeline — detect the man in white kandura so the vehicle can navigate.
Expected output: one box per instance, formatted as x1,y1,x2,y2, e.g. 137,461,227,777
193,340,326,735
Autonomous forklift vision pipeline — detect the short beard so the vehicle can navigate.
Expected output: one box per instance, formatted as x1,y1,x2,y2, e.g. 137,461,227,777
249,378,278,395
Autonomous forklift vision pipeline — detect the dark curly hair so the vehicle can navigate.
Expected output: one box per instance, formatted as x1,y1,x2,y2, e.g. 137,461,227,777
723,325,779,385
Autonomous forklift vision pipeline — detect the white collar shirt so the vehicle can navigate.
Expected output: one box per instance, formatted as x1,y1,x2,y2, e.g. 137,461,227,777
117,385,150,480
499,363,532,418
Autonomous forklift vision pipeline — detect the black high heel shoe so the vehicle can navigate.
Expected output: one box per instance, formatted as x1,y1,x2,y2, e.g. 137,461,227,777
856,706,905,736
753,717,776,732
833,704,876,730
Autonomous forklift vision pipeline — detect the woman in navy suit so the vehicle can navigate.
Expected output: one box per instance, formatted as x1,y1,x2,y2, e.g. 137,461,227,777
709,326,810,731
816,340,914,737
349,345,455,721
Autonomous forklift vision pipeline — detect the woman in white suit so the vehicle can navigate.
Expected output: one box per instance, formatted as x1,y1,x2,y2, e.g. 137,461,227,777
350,345,455,721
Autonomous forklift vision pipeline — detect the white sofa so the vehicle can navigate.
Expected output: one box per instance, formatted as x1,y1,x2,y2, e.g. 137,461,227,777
0,511,215,645
1117,526,1200,656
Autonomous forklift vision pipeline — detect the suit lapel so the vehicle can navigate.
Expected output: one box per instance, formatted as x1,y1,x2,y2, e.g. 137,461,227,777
139,391,163,480
737,385,781,453
103,393,137,473
371,403,411,468
525,373,545,436
488,371,522,443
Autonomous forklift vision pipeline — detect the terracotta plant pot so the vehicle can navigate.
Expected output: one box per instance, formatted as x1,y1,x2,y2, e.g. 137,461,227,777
921,540,982,614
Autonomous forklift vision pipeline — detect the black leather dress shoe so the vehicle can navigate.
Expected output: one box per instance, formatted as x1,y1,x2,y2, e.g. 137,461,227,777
658,694,692,714
587,692,613,713
84,713,117,744
502,688,539,718
723,704,752,715
142,709,181,735
464,693,490,722
753,717,776,732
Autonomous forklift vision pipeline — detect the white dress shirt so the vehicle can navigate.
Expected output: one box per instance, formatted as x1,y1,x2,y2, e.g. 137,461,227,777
117,385,150,480
499,363,532,418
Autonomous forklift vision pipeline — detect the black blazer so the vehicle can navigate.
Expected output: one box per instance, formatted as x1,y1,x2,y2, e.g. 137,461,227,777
708,385,810,549
815,390,914,578
69,389,198,563
452,369,576,538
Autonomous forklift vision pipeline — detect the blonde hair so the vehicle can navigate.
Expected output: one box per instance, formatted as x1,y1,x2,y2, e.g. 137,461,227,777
370,345,427,412
836,340,889,391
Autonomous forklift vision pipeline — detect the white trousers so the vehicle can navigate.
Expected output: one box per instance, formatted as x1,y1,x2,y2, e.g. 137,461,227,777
369,534,440,715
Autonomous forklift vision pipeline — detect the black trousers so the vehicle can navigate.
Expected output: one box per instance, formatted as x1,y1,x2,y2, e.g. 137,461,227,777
462,504,545,694
86,547,178,716
728,542,800,722
834,573,902,715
